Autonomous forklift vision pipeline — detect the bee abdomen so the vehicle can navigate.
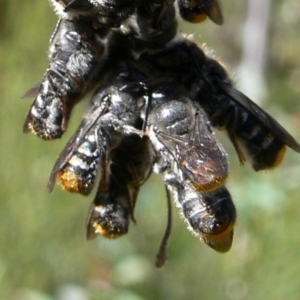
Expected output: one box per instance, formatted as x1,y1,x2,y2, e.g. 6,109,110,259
235,113,286,170
86,202,129,239
23,83,65,139
57,134,101,195
178,1,208,24
86,172,131,239
24,19,108,140
181,186,236,252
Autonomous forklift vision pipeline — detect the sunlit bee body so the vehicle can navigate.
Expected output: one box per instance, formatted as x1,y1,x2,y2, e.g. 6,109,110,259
87,134,153,239
87,178,131,238
140,37,300,170
24,17,111,139
177,0,223,25
123,74,233,250
107,134,153,219
47,95,109,194
56,132,101,195
47,61,154,238
166,172,235,252
148,91,228,192
147,94,233,251
24,0,179,140
53,122,103,195
193,56,300,170
48,63,145,194
86,156,131,239
85,130,171,267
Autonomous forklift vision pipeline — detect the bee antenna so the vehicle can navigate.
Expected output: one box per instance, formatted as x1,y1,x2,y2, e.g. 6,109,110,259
155,185,172,268
50,19,62,43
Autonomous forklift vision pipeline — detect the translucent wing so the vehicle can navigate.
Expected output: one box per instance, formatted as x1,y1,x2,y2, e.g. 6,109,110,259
203,0,224,25
47,99,110,192
156,108,228,192
221,84,300,152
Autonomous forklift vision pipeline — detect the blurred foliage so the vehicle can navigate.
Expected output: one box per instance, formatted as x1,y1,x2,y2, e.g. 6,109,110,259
1,0,300,299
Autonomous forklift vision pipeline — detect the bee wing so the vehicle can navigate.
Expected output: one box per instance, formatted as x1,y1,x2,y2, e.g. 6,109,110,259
23,103,37,134
47,100,109,192
221,84,300,152
86,201,99,240
183,110,228,190
21,82,42,99
203,0,224,25
22,82,43,133
158,109,228,191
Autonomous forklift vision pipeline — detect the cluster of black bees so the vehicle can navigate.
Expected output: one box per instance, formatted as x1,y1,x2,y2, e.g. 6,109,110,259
23,0,300,267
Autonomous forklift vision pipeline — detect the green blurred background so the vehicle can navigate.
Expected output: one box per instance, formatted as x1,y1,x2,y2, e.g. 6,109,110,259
1,1,300,299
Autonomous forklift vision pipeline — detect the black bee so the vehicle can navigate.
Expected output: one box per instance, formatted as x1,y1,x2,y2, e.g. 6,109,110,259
46,68,175,265
86,133,153,239
47,63,174,265
177,0,224,25
165,173,235,252
47,63,145,194
194,55,300,170
121,70,235,252
139,37,300,170
86,156,132,239
26,0,224,140
119,35,300,248
41,29,300,262
144,83,235,251
23,0,178,140
23,17,111,139
47,95,108,194
146,83,228,191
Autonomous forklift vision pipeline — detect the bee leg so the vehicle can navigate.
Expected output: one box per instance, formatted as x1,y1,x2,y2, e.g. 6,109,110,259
127,187,138,224
156,184,172,268
50,19,62,43
227,130,247,165
86,157,108,240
